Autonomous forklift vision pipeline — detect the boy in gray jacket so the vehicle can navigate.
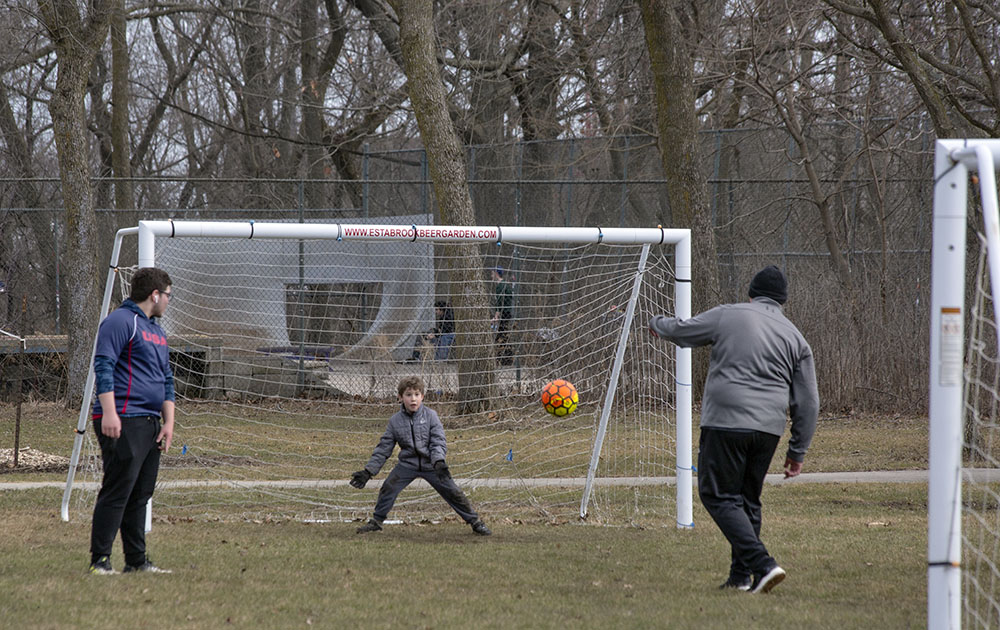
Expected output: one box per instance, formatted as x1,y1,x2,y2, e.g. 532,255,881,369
350,375,491,536
649,265,819,594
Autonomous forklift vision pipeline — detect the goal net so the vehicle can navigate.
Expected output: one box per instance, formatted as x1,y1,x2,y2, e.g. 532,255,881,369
930,139,1000,630
63,220,692,529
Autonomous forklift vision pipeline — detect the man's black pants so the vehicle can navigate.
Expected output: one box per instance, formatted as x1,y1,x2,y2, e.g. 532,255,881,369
372,463,479,524
90,415,161,566
698,427,780,580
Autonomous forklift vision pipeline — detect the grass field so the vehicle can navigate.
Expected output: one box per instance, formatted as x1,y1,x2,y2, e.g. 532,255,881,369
0,403,930,629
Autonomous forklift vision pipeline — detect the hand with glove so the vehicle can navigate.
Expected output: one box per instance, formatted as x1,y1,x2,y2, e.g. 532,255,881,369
350,469,372,489
433,460,451,482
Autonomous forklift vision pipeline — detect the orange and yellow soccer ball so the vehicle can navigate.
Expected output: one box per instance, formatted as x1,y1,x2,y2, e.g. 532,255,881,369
541,379,578,416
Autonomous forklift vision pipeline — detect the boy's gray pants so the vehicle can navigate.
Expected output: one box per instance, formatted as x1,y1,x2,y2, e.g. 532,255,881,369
373,463,479,524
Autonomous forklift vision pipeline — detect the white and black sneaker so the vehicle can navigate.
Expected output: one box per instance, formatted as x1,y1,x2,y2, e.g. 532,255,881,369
718,575,752,591
750,566,786,594
123,559,172,574
88,555,116,575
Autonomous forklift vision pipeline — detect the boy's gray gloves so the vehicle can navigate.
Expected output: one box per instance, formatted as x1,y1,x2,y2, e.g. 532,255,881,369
350,469,372,489
433,460,451,482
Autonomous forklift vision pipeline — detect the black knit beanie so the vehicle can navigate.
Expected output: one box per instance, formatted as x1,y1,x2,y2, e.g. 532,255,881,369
748,265,788,304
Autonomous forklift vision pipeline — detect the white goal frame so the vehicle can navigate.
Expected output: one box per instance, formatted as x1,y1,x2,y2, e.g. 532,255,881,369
62,221,694,528
930,139,1000,630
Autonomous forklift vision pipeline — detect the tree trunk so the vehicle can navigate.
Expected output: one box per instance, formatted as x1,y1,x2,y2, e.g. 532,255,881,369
299,0,327,209
0,82,48,336
637,0,722,400
390,0,495,414
37,0,112,406
637,0,721,310
110,0,134,213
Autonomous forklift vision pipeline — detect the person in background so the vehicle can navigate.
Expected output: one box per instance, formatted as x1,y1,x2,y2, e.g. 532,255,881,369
408,301,455,362
491,266,513,365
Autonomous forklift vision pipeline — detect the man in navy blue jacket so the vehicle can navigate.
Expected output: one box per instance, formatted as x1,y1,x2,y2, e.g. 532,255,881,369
88,267,176,575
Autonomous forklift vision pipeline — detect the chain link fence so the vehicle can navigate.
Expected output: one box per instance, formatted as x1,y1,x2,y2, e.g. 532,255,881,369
0,127,935,411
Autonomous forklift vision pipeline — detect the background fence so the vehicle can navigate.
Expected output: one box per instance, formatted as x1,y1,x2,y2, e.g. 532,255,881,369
0,126,936,412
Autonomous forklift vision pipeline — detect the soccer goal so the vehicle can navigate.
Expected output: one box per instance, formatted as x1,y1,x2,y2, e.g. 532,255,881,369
62,219,693,528
930,139,1000,630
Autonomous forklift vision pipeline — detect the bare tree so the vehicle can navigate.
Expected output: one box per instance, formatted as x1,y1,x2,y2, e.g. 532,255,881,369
823,0,1000,138
637,0,722,310
389,0,495,413
110,0,133,212
35,0,113,404
740,3,854,290
2,0,988,413
563,0,662,226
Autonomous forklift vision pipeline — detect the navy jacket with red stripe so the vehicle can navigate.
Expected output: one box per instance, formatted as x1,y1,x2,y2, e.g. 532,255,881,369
92,299,175,419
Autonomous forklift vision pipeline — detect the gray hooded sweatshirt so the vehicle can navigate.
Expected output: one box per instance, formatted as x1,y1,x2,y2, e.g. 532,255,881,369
364,403,447,475
649,296,819,462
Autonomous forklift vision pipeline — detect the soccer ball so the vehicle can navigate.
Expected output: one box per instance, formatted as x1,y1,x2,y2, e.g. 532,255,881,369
541,379,578,416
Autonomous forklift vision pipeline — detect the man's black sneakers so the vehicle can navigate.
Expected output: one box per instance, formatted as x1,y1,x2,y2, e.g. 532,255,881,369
718,575,752,591
471,520,492,536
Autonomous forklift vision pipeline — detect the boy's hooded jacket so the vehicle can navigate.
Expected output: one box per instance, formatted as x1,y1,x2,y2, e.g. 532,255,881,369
364,404,447,475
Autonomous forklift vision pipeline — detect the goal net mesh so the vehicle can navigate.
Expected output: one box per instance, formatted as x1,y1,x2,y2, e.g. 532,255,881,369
70,229,681,527
964,233,1000,628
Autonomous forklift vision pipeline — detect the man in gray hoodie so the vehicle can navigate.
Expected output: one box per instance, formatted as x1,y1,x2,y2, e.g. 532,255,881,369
649,265,819,594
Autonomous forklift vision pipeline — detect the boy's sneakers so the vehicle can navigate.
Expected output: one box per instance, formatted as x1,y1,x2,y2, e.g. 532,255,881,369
356,518,383,533
750,566,786,594
718,575,752,591
88,555,116,575
471,520,492,536
123,559,173,574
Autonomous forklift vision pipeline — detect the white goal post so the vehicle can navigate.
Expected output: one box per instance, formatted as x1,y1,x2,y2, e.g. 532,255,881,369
930,139,1000,630
62,220,693,528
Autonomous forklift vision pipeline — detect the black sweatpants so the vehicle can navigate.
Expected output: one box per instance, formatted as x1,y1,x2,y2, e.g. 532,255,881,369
372,463,479,524
697,427,781,580
90,415,161,566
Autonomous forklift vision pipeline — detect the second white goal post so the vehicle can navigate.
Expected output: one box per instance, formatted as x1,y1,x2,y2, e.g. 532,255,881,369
929,139,1000,630
63,220,693,528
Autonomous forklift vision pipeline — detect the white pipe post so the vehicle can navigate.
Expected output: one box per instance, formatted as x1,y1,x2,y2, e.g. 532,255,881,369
62,228,138,521
674,233,693,528
928,140,970,630
579,245,651,519
137,221,160,530
138,221,156,267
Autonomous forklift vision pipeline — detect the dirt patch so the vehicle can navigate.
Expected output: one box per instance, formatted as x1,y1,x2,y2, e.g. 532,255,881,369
0,447,71,473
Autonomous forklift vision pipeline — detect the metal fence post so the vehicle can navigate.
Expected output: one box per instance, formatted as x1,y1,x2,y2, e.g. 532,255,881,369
297,181,306,393
363,143,370,220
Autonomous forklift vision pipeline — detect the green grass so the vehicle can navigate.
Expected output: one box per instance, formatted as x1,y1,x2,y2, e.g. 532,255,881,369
0,402,930,483
0,484,926,630
0,403,934,628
